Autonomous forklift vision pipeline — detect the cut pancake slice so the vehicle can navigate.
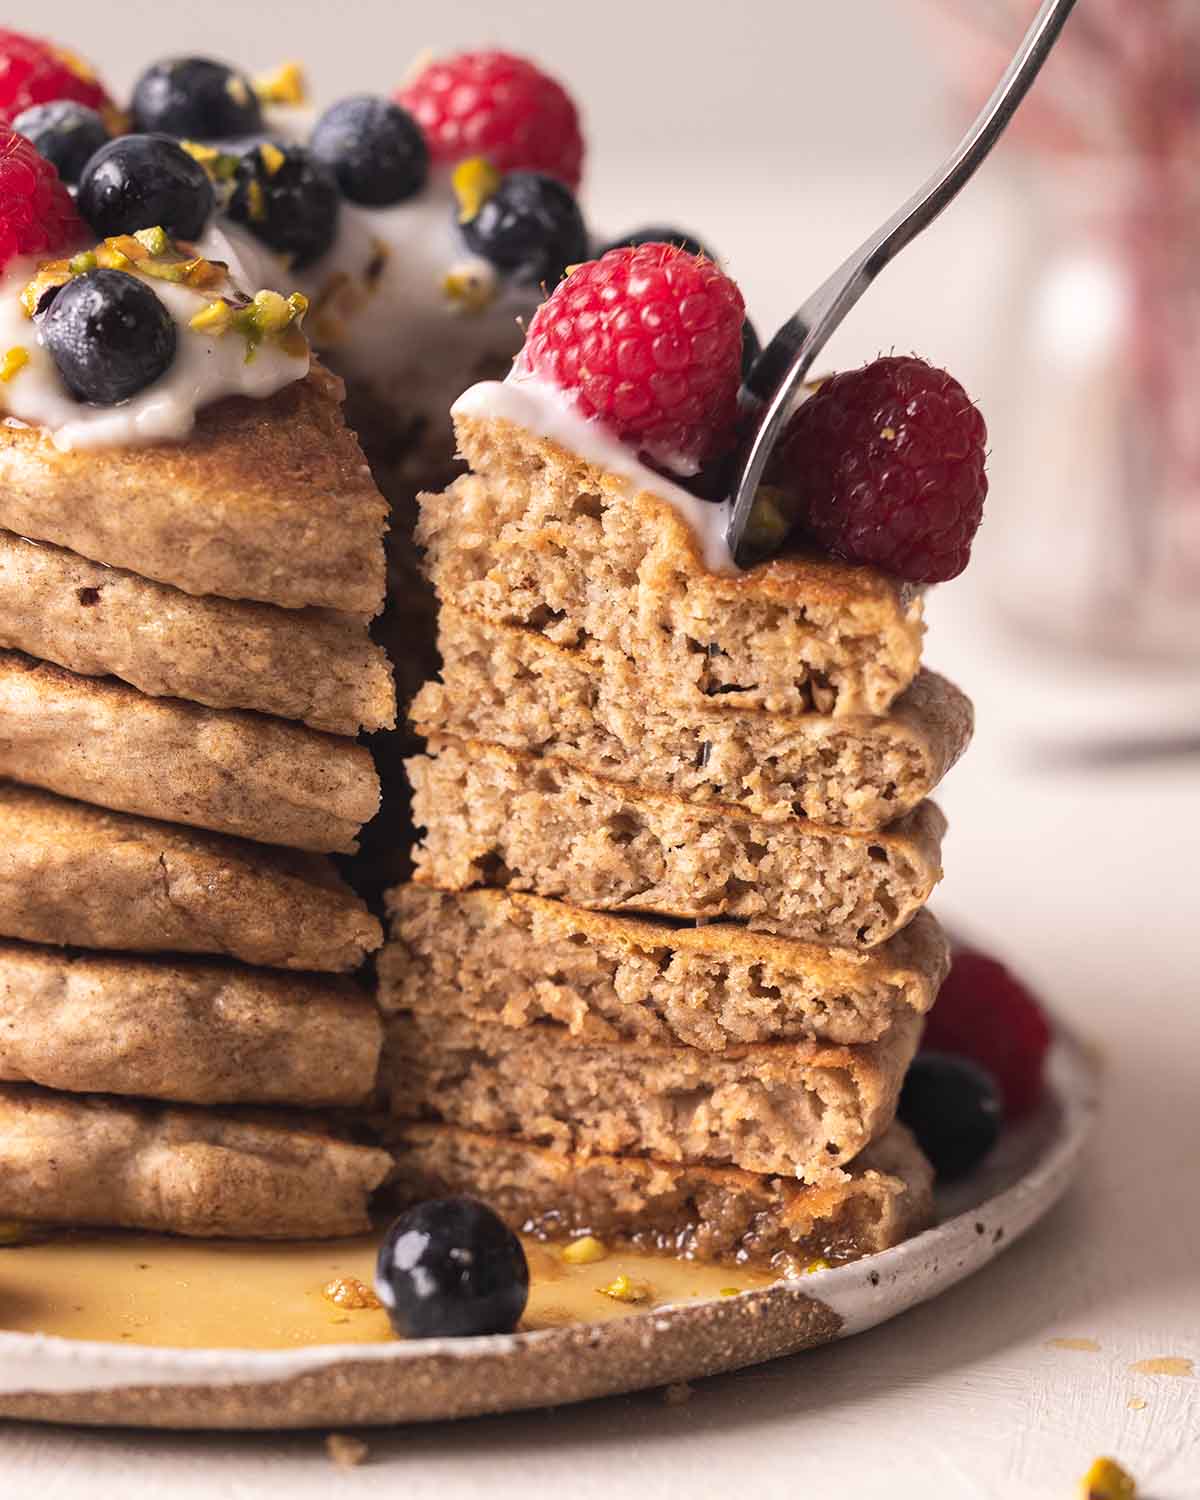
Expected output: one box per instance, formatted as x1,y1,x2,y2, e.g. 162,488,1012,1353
414,606,973,831
0,529,395,735
382,1007,922,1182
419,411,925,718
0,1085,391,1239
0,784,380,970
408,737,945,948
0,367,388,614
0,942,382,1107
0,652,379,853
381,886,949,1048
385,1121,934,1270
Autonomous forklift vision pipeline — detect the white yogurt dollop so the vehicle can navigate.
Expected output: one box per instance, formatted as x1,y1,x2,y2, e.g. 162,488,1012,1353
0,226,309,453
288,168,534,422
452,371,738,575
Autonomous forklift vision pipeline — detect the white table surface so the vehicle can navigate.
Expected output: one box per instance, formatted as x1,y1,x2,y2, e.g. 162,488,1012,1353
2,156,1199,1497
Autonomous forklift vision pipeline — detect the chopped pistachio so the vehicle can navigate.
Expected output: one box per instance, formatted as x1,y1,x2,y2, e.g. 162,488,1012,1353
94,242,132,271
880,425,897,441
250,288,293,333
189,298,234,335
321,1275,381,1311
0,347,29,383
246,178,267,223
597,1273,654,1304
181,140,239,183
451,156,502,224
258,142,286,177
740,484,793,561
255,60,307,106
442,261,498,314
68,250,98,275
561,1235,608,1266
20,264,71,317
719,1286,741,1298
105,234,150,263
134,226,169,256
1081,1457,1137,1500
803,1258,830,1275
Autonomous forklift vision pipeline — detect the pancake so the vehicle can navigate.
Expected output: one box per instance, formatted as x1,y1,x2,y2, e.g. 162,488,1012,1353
385,1119,935,1269
0,941,382,1107
0,783,380,970
419,413,924,718
415,606,972,831
382,1006,921,1182
0,1084,390,1239
407,736,945,949
0,652,379,853
0,528,395,735
0,366,388,614
380,885,948,1048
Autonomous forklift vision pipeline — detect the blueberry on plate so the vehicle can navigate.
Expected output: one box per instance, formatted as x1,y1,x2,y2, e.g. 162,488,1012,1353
131,56,262,140
898,1052,1002,1182
461,171,587,288
598,226,760,379
41,268,176,405
375,1197,529,1339
11,101,109,185
227,143,339,269
77,134,214,241
310,96,428,207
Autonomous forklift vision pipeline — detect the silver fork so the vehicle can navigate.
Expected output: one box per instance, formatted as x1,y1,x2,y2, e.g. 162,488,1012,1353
725,0,1078,563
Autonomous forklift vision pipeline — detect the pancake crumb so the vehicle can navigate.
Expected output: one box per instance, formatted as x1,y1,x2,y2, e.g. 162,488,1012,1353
325,1433,369,1468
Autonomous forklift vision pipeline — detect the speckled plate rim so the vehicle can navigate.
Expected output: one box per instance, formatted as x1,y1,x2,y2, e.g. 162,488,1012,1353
0,1020,1099,1429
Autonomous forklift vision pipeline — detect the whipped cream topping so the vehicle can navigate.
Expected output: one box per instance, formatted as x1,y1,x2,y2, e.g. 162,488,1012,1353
0,226,309,452
452,371,739,574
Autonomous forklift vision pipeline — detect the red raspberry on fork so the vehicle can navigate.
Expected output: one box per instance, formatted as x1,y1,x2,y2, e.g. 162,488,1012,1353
518,242,746,477
0,128,84,273
769,355,988,583
0,28,112,126
397,49,584,190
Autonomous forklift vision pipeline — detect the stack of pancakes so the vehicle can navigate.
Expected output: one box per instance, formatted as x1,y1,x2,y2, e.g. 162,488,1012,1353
0,368,399,1239
379,409,974,1268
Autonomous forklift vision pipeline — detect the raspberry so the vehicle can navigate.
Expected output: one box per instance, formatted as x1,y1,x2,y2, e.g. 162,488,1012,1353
397,50,583,190
770,356,988,583
0,129,84,272
0,29,111,126
518,243,745,476
923,948,1052,1120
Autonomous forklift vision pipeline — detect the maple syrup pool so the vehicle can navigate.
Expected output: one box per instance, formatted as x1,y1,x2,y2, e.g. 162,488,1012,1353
0,1230,782,1350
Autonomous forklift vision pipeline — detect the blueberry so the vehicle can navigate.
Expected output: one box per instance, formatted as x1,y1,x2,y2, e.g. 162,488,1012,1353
11,101,109,185
227,143,339,269
375,1197,529,1339
132,56,262,140
898,1053,1002,1182
41,269,176,405
77,134,214,242
741,316,761,382
461,172,587,288
599,226,760,379
310,96,428,207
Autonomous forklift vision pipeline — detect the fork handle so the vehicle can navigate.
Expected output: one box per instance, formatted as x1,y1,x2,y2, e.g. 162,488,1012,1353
726,0,1078,561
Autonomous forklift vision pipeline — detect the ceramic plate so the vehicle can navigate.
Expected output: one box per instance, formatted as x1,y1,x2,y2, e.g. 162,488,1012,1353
0,1021,1098,1429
